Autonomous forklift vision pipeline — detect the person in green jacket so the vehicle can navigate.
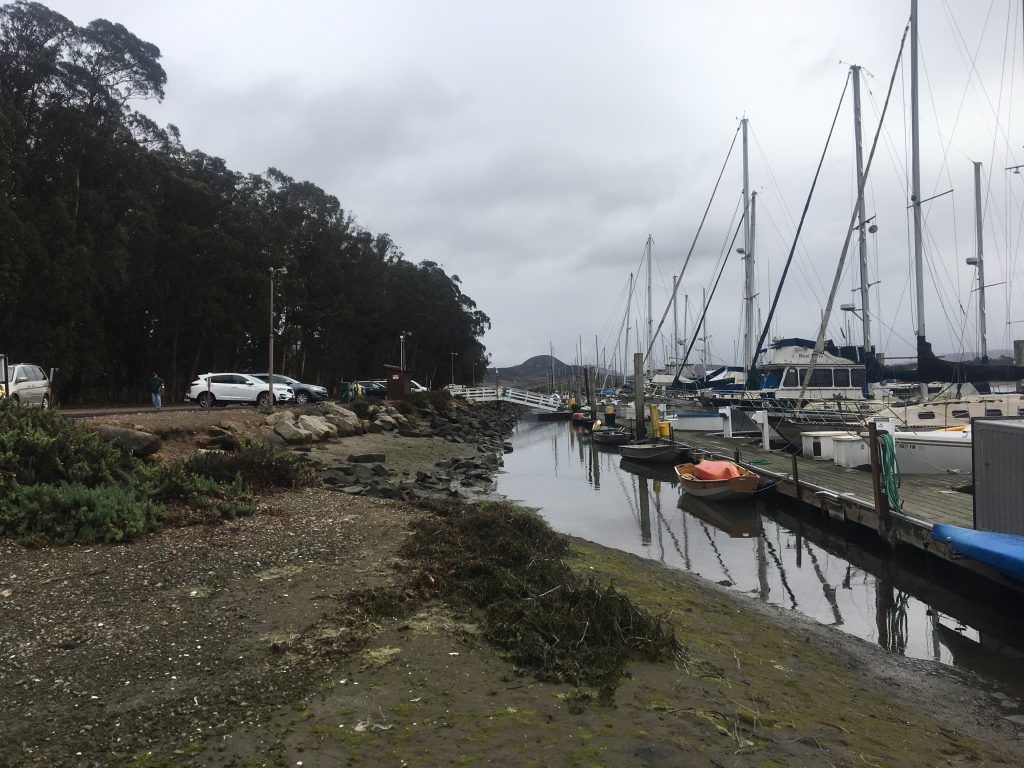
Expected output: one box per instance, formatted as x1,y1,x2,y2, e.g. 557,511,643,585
148,373,166,409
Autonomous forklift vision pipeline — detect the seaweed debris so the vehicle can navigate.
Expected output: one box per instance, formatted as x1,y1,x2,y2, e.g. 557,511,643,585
402,498,681,701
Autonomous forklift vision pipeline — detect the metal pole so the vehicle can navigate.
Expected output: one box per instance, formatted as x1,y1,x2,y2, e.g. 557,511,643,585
672,273,679,371
911,0,927,397
268,268,275,405
646,235,653,379
973,161,988,360
741,117,754,372
450,352,457,385
852,64,872,356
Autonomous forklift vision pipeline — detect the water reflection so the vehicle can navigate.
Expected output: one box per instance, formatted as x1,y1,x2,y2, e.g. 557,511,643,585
498,419,1024,691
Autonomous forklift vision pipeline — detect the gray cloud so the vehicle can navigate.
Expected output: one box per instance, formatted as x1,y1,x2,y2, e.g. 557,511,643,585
46,0,1024,368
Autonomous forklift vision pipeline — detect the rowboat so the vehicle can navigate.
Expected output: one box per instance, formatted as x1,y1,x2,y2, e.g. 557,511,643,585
618,441,691,464
674,460,760,501
590,426,631,446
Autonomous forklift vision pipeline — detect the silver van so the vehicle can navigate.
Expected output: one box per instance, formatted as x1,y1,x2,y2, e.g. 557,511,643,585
2,363,52,408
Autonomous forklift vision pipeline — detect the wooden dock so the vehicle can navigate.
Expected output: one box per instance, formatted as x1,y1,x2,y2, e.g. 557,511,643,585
666,430,1024,594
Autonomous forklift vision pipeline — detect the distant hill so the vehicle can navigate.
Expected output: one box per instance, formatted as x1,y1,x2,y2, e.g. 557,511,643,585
486,355,616,392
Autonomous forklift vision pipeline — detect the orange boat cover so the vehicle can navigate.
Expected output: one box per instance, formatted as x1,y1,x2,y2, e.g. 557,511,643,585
693,460,743,481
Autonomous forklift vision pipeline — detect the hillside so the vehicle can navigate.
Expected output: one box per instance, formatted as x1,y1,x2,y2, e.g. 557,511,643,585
487,355,616,391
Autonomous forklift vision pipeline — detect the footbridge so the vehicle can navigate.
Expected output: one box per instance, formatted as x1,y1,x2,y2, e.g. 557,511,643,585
451,386,563,412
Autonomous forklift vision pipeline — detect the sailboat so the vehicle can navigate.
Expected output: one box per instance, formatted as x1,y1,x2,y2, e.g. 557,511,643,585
748,2,1024,453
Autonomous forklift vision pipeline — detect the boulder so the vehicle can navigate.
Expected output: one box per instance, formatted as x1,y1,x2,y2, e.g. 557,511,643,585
264,410,293,426
348,453,385,464
374,413,399,431
320,403,362,420
296,414,336,440
274,420,313,444
94,425,162,457
322,414,362,437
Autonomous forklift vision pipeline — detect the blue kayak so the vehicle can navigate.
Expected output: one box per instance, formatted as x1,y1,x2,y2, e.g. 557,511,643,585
932,524,1024,583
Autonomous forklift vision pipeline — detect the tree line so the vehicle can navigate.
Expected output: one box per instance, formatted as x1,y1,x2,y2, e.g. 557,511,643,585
0,1,490,403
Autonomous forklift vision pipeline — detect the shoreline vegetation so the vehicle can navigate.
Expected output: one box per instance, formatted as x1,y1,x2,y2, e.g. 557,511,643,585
0,397,1019,766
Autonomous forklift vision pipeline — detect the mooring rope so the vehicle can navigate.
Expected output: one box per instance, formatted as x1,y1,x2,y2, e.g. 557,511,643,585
878,432,905,515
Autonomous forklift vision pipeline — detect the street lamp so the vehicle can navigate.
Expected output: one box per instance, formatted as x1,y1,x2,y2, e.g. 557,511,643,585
268,266,287,405
450,352,458,386
400,331,411,371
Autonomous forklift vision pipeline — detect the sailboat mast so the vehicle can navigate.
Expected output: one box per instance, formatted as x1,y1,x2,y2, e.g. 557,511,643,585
672,273,679,368
911,0,927,397
852,64,872,356
741,117,755,371
624,272,633,386
972,161,988,360
646,234,653,378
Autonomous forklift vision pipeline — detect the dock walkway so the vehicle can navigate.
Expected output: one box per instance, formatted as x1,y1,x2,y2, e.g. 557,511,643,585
668,430,1016,590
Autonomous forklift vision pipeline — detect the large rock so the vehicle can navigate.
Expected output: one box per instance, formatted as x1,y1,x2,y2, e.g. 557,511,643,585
323,412,363,436
348,453,385,464
320,403,359,420
264,410,294,426
94,426,162,457
374,413,399,431
296,414,336,440
274,420,313,444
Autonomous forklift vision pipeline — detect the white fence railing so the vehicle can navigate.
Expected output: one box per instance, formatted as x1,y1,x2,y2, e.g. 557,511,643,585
451,386,563,412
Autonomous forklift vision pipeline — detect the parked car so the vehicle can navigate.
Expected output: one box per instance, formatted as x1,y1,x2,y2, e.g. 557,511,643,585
185,373,293,408
356,380,388,399
250,373,328,405
1,363,52,408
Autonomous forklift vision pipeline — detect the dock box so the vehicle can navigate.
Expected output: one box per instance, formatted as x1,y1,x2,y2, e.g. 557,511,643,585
800,430,853,460
974,418,1024,534
831,435,869,469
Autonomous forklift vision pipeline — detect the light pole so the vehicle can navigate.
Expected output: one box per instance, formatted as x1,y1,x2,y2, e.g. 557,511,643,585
400,331,411,371
268,266,287,404
450,352,458,386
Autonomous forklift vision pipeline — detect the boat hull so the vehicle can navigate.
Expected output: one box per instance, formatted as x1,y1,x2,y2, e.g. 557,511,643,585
618,442,691,464
674,462,761,501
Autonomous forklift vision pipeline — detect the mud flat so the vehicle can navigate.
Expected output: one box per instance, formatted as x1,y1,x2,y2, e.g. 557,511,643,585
1,400,1020,766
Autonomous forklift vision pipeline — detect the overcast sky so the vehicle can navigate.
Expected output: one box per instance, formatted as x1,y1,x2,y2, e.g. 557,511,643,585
46,0,1024,370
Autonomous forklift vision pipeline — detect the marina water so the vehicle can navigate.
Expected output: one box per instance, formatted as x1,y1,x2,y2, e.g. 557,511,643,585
496,418,1024,695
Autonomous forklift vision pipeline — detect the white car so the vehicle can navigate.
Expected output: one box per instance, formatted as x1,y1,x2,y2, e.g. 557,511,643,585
185,373,293,408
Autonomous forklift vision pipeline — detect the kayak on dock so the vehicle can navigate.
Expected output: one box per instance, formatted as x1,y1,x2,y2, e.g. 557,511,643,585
932,524,1024,583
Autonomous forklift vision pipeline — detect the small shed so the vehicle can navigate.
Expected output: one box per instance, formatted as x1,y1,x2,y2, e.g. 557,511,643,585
973,417,1024,534
382,364,410,400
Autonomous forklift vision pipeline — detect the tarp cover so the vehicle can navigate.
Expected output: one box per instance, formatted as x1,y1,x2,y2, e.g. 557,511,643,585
694,460,743,481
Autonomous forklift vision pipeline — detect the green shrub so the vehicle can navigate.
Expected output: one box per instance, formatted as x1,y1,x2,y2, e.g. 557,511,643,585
182,443,319,490
0,402,306,546
0,400,137,493
4,481,161,545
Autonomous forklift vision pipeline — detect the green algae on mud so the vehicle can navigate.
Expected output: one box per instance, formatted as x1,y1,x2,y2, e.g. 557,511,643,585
566,536,1014,767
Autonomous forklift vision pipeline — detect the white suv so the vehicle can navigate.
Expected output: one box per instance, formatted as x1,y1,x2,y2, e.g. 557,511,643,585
185,373,293,408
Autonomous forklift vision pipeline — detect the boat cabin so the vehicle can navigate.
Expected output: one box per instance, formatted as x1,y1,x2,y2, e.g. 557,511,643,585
759,339,867,401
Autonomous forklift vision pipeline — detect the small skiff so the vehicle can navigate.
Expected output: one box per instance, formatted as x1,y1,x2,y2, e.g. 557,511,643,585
674,460,760,501
618,441,690,464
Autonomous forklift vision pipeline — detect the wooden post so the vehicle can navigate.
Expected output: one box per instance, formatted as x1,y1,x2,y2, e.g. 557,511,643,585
633,352,645,440
868,421,891,539
588,367,597,416
791,452,800,499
